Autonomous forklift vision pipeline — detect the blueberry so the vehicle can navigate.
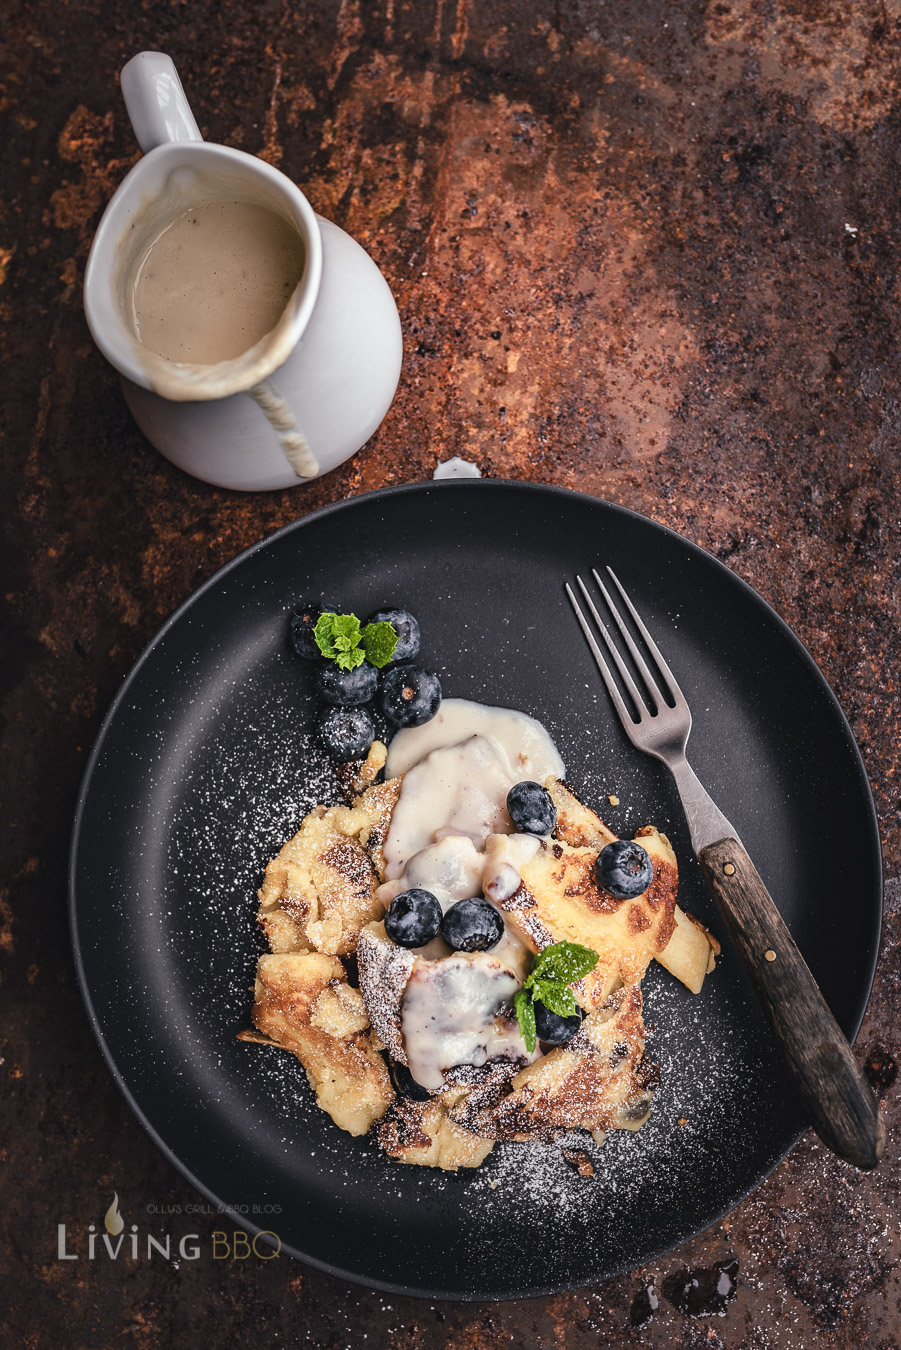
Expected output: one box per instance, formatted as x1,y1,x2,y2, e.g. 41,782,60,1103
440,898,504,952
595,839,655,899
288,600,340,659
506,781,557,835
365,607,421,665
379,665,441,728
315,661,378,707
534,1000,582,1046
385,888,443,947
389,1060,432,1101
316,706,374,761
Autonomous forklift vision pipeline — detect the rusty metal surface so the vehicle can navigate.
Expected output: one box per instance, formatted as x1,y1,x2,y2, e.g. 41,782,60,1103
2,0,900,1344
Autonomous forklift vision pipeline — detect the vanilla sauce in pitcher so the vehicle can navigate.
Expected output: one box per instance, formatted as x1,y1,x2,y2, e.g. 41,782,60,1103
131,199,305,364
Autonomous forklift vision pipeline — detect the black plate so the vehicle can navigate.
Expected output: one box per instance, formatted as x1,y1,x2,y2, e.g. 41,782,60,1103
69,481,882,1299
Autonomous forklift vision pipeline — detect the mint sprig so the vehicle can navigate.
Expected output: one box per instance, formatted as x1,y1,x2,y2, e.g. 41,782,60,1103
513,941,599,1052
313,612,398,671
513,990,536,1052
359,621,397,668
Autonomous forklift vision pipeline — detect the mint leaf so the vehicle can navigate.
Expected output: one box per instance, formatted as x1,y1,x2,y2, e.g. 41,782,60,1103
514,941,598,1050
360,621,398,669
313,612,372,671
334,645,365,672
314,611,339,659
514,989,537,1053
532,980,578,1018
331,614,361,646
528,941,599,989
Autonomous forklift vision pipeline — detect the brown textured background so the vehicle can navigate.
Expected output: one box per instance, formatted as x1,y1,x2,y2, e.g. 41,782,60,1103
2,0,901,1345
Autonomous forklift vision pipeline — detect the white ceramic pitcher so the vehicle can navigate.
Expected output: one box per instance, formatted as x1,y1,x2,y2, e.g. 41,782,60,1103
84,52,403,491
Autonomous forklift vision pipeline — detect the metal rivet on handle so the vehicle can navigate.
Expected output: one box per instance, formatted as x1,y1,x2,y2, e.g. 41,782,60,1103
723,862,735,876
765,949,777,962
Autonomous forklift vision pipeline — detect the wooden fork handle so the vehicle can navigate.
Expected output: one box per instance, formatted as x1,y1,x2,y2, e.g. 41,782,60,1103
698,836,883,1170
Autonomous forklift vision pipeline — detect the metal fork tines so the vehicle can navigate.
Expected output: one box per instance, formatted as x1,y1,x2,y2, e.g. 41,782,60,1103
566,568,691,757
565,567,735,854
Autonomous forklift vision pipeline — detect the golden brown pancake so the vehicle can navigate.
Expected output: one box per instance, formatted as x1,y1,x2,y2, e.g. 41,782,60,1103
452,983,658,1142
241,951,394,1136
500,823,678,1007
243,768,715,1168
255,778,400,956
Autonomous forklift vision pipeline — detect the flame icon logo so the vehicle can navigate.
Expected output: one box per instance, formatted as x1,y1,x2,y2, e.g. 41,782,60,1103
104,1193,124,1236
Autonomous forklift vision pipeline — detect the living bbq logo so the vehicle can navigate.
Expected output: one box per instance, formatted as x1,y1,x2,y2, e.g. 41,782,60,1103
57,1192,281,1262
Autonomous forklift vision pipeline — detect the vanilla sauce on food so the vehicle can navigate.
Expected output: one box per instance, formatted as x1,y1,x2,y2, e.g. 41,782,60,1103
381,700,564,1091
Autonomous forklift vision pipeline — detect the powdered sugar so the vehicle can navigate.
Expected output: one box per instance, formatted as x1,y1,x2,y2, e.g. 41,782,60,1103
158,657,779,1256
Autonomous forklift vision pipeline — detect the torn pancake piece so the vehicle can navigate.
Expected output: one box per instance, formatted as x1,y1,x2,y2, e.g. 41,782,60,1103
546,777,618,850
657,904,720,994
256,778,401,956
501,827,678,1007
546,777,717,995
379,1089,495,1170
244,952,394,1135
357,919,415,1063
457,983,658,1142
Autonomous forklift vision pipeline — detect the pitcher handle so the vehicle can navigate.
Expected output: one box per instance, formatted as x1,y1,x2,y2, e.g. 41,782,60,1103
120,52,203,154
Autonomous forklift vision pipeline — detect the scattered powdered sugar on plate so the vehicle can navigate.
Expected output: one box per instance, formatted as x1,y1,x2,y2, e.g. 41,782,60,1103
157,657,780,1239
156,667,347,1055
464,965,771,1226
470,1134,610,1217
169,683,335,903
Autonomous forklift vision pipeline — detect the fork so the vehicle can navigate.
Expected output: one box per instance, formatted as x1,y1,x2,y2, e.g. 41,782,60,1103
566,567,883,1171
